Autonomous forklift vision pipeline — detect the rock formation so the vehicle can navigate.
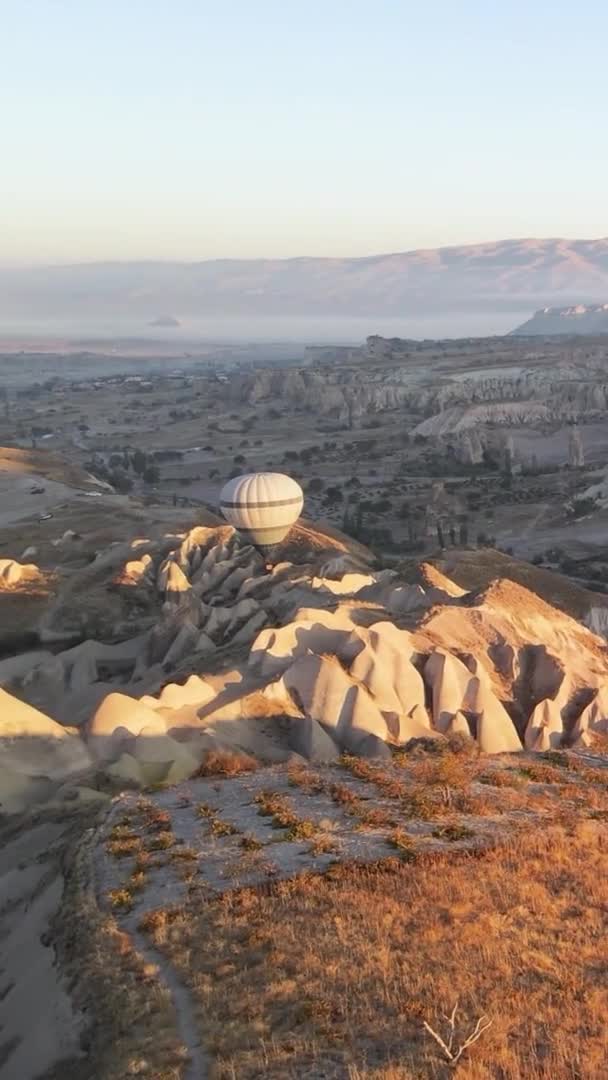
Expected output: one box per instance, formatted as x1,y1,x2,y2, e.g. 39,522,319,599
3,518,608,812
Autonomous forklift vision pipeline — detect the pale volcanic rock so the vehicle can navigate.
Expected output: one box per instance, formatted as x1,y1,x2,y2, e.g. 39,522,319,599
0,650,54,687
161,620,200,669
319,554,372,578
0,559,43,587
476,704,521,753
146,605,200,665
571,685,608,740
196,557,250,600
460,655,520,750
194,630,217,655
20,656,66,713
106,753,169,787
584,607,608,639
385,584,430,615
356,733,393,760
145,674,215,712
6,515,607,766
219,560,259,598
528,649,569,707
311,572,378,595
0,689,92,780
51,682,119,729
195,716,291,763
524,698,565,751
413,401,553,437
66,645,99,693
132,730,201,782
230,608,268,644
423,647,521,751
277,653,389,753
87,693,166,760
225,598,263,637
415,579,608,706
445,711,472,738
287,715,340,762
156,556,174,592
418,562,467,598
203,605,233,642
163,561,192,598
349,621,426,717
249,607,362,677
115,553,153,586
424,649,476,732
389,704,434,743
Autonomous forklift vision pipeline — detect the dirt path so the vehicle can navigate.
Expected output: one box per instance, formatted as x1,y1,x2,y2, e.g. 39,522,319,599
95,801,209,1080
128,920,207,1080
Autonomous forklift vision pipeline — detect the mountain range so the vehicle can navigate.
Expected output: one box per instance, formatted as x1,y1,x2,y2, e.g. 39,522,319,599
2,237,608,325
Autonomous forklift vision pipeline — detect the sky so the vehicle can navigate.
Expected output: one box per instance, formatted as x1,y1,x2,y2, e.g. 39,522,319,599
2,0,608,263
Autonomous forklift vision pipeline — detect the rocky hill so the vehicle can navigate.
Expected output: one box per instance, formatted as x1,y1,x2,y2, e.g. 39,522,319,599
1,517,608,815
3,237,608,321
231,338,608,437
512,303,608,336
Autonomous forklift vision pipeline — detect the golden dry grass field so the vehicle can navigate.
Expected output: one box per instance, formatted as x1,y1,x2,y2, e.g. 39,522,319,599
88,747,608,1080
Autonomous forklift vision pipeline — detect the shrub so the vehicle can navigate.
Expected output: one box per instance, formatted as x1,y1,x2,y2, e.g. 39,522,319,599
195,750,259,777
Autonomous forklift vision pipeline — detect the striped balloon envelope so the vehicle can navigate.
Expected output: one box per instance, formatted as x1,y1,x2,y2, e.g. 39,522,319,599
219,472,304,561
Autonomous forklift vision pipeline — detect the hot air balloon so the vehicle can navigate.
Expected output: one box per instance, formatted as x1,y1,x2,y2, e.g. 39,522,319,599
219,472,304,564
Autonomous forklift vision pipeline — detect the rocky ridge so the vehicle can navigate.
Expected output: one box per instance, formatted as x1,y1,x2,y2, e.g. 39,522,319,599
230,344,608,438
1,523,608,813
513,303,608,336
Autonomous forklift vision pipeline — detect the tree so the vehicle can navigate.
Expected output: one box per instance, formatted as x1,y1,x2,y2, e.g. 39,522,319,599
109,468,133,494
143,464,160,485
308,477,324,493
324,485,343,506
131,449,147,475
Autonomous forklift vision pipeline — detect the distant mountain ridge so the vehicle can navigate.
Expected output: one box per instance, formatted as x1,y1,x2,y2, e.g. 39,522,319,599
2,237,608,322
512,303,608,336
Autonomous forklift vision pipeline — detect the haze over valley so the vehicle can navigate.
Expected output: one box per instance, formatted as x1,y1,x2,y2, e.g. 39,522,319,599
3,236,608,343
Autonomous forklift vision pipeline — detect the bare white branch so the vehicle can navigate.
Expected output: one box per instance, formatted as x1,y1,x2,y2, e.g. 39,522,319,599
423,1004,492,1066
423,1020,454,1061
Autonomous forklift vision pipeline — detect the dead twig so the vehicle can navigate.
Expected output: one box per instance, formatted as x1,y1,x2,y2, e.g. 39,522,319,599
423,1002,492,1066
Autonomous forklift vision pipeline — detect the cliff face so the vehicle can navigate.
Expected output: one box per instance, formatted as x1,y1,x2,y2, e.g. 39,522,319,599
232,355,608,433
512,304,608,336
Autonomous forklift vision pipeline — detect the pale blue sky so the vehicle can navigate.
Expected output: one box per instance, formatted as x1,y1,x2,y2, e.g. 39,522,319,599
2,0,607,262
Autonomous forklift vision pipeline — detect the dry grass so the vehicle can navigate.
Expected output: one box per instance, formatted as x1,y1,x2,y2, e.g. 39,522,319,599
287,761,326,794
254,789,320,842
195,749,260,778
106,834,142,858
142,820,608,1078
195,801,240,837
54,821,187,1080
